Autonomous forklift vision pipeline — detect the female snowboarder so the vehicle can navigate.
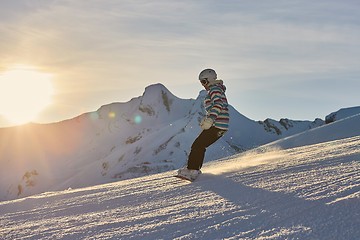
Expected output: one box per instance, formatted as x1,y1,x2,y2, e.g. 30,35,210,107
177,68,230,180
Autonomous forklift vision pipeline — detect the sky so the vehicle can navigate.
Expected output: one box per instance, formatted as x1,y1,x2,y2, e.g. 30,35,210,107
0,0,359,127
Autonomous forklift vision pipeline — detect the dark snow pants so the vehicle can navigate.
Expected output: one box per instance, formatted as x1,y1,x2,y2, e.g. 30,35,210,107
187,126,227,170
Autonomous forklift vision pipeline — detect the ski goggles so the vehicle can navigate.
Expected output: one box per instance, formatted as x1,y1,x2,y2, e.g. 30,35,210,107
200,79,209,85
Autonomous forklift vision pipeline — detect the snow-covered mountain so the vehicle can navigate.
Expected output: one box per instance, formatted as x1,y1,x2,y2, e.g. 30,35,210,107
0,83,352,201
325,106,360,123
1,113,359,240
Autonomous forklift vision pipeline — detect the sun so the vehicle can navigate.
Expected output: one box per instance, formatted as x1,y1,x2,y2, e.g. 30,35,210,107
0,65,54,125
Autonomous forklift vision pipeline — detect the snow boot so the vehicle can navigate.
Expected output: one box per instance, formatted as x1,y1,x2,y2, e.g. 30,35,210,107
177,167,201,181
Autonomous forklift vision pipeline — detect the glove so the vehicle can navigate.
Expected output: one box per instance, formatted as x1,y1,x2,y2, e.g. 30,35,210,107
200,117,214,130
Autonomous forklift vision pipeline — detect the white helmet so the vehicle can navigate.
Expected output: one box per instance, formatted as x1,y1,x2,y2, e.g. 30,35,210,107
198,69,217,83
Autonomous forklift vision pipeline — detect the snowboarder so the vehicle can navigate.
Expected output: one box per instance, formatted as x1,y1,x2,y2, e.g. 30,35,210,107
177,68,229,181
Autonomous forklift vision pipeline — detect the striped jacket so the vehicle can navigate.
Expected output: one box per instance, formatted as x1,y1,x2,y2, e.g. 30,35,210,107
204,81,229,130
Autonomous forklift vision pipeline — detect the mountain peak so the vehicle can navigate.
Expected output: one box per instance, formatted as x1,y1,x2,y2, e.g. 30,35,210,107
142,83,174,99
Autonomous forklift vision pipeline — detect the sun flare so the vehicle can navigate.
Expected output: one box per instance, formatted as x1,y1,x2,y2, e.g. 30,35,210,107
0,65,54,125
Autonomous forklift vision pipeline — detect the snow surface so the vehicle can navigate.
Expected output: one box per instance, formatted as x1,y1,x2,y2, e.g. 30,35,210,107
1,114,359,239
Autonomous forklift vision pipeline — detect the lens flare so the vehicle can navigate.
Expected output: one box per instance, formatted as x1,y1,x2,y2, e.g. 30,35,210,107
134,115,142,124
90,112,99,121
108,112,116,119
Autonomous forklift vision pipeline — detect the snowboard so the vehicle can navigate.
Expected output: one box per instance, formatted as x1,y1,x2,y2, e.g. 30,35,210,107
174,175,196,182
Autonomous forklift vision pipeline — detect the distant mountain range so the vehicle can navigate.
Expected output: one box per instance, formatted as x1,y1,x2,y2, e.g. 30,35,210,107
0,83,359,200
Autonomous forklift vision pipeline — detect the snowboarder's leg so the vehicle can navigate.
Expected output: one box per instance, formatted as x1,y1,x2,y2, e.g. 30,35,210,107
187,127,226,170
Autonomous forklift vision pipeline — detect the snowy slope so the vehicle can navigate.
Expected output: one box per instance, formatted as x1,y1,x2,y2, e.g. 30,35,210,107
0,115,359,240
264,113,360,150
325,106,360,123
0,83,326,201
